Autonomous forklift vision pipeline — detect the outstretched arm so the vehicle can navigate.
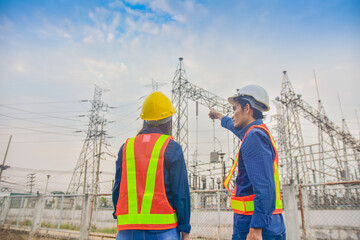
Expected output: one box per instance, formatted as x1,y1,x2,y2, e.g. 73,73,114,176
208,108,225,120
209,108,241,138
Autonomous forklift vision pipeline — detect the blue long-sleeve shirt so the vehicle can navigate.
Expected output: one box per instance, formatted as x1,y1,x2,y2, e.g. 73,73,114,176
112,128,191,234
221,116,285,235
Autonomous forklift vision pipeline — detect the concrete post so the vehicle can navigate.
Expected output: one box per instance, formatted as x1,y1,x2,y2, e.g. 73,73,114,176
57,195,64,230
30,194,45,238
16,197,26,226
79,194,93,240
302,187,311,240
0,196,11,226
217,191,220,240
283,184,301,240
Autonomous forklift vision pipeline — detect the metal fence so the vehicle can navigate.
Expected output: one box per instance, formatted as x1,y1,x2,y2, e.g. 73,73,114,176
298,181,360,240
191,190,232,239
0,182,360,239
0,193,116,239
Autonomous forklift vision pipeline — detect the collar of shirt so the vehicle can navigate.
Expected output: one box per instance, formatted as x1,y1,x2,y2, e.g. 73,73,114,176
141,127,165,135
238,119,264,140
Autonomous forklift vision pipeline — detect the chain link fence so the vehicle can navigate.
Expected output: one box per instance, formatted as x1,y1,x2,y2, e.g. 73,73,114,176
0,193,116,239
1,194,38,228
90,194,116,237
190,190,232,239
298,181,360,240
1,182,360,239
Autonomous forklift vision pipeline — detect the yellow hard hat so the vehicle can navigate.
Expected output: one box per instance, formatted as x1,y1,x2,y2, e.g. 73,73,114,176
140,91,176,121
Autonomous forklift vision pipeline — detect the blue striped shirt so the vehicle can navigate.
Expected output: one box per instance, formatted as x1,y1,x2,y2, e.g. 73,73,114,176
221,117,285,235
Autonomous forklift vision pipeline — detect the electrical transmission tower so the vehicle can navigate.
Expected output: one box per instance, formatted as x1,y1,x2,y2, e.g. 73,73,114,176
145,78,167,92
275,71,360,184
67,85,109,194
171,57,235,165
171,57,239,190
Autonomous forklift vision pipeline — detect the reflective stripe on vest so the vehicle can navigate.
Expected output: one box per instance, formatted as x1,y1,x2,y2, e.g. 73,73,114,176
116,134,178,230
224,124,283,215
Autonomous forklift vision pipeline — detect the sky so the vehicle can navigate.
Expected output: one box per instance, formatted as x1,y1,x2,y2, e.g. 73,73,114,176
0,0,359,195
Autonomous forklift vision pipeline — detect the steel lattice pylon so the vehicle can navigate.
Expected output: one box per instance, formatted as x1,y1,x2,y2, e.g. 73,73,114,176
67,85,108,194
171,58,237,166
170,58,241,192
171,58,190,165
275,71,360,184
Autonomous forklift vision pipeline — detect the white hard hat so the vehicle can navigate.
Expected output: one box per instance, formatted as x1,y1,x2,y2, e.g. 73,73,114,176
228,85,270,112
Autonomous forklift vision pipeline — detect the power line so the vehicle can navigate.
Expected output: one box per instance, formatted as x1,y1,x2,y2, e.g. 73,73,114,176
0,100,86,106
111,120,140,137
0,124,83,136
0,104,84,122
7,166,74,174
0,110,89,115
0,113,84,131
0,139,84,144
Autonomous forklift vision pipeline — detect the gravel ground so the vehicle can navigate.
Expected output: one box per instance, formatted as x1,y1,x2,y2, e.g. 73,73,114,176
0,228,28,240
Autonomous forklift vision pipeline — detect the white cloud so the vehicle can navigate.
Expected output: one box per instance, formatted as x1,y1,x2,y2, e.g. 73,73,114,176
149,0,173,14
107,33,114,42
84,8,121,44
109,0,125,8
82,26,105,44
172,14,186,23
82,58,128,78
1,0,360,192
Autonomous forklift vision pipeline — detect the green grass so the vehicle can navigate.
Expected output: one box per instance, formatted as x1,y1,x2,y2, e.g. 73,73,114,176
41,222,56,228
22,220,32,226
95,227,117,234
9,219,32,226
60,223,79,231
41,222,79,231
40,222,116,234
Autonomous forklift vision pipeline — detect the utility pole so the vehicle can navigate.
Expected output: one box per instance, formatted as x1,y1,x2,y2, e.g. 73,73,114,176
27,173,36,194
0,135,12,183
44,175,51,194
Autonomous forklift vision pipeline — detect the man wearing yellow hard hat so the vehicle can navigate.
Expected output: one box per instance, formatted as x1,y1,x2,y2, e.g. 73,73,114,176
112,91,191,240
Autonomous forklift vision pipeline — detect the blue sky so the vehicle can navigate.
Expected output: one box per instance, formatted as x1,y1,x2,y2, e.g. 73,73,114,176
0,0,359,193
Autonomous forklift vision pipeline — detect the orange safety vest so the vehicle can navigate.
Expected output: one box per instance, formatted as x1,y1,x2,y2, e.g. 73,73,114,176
115,134,178,230
223,124,283,215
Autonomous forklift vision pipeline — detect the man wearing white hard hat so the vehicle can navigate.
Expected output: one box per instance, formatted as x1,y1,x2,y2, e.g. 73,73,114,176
209,85,286,240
